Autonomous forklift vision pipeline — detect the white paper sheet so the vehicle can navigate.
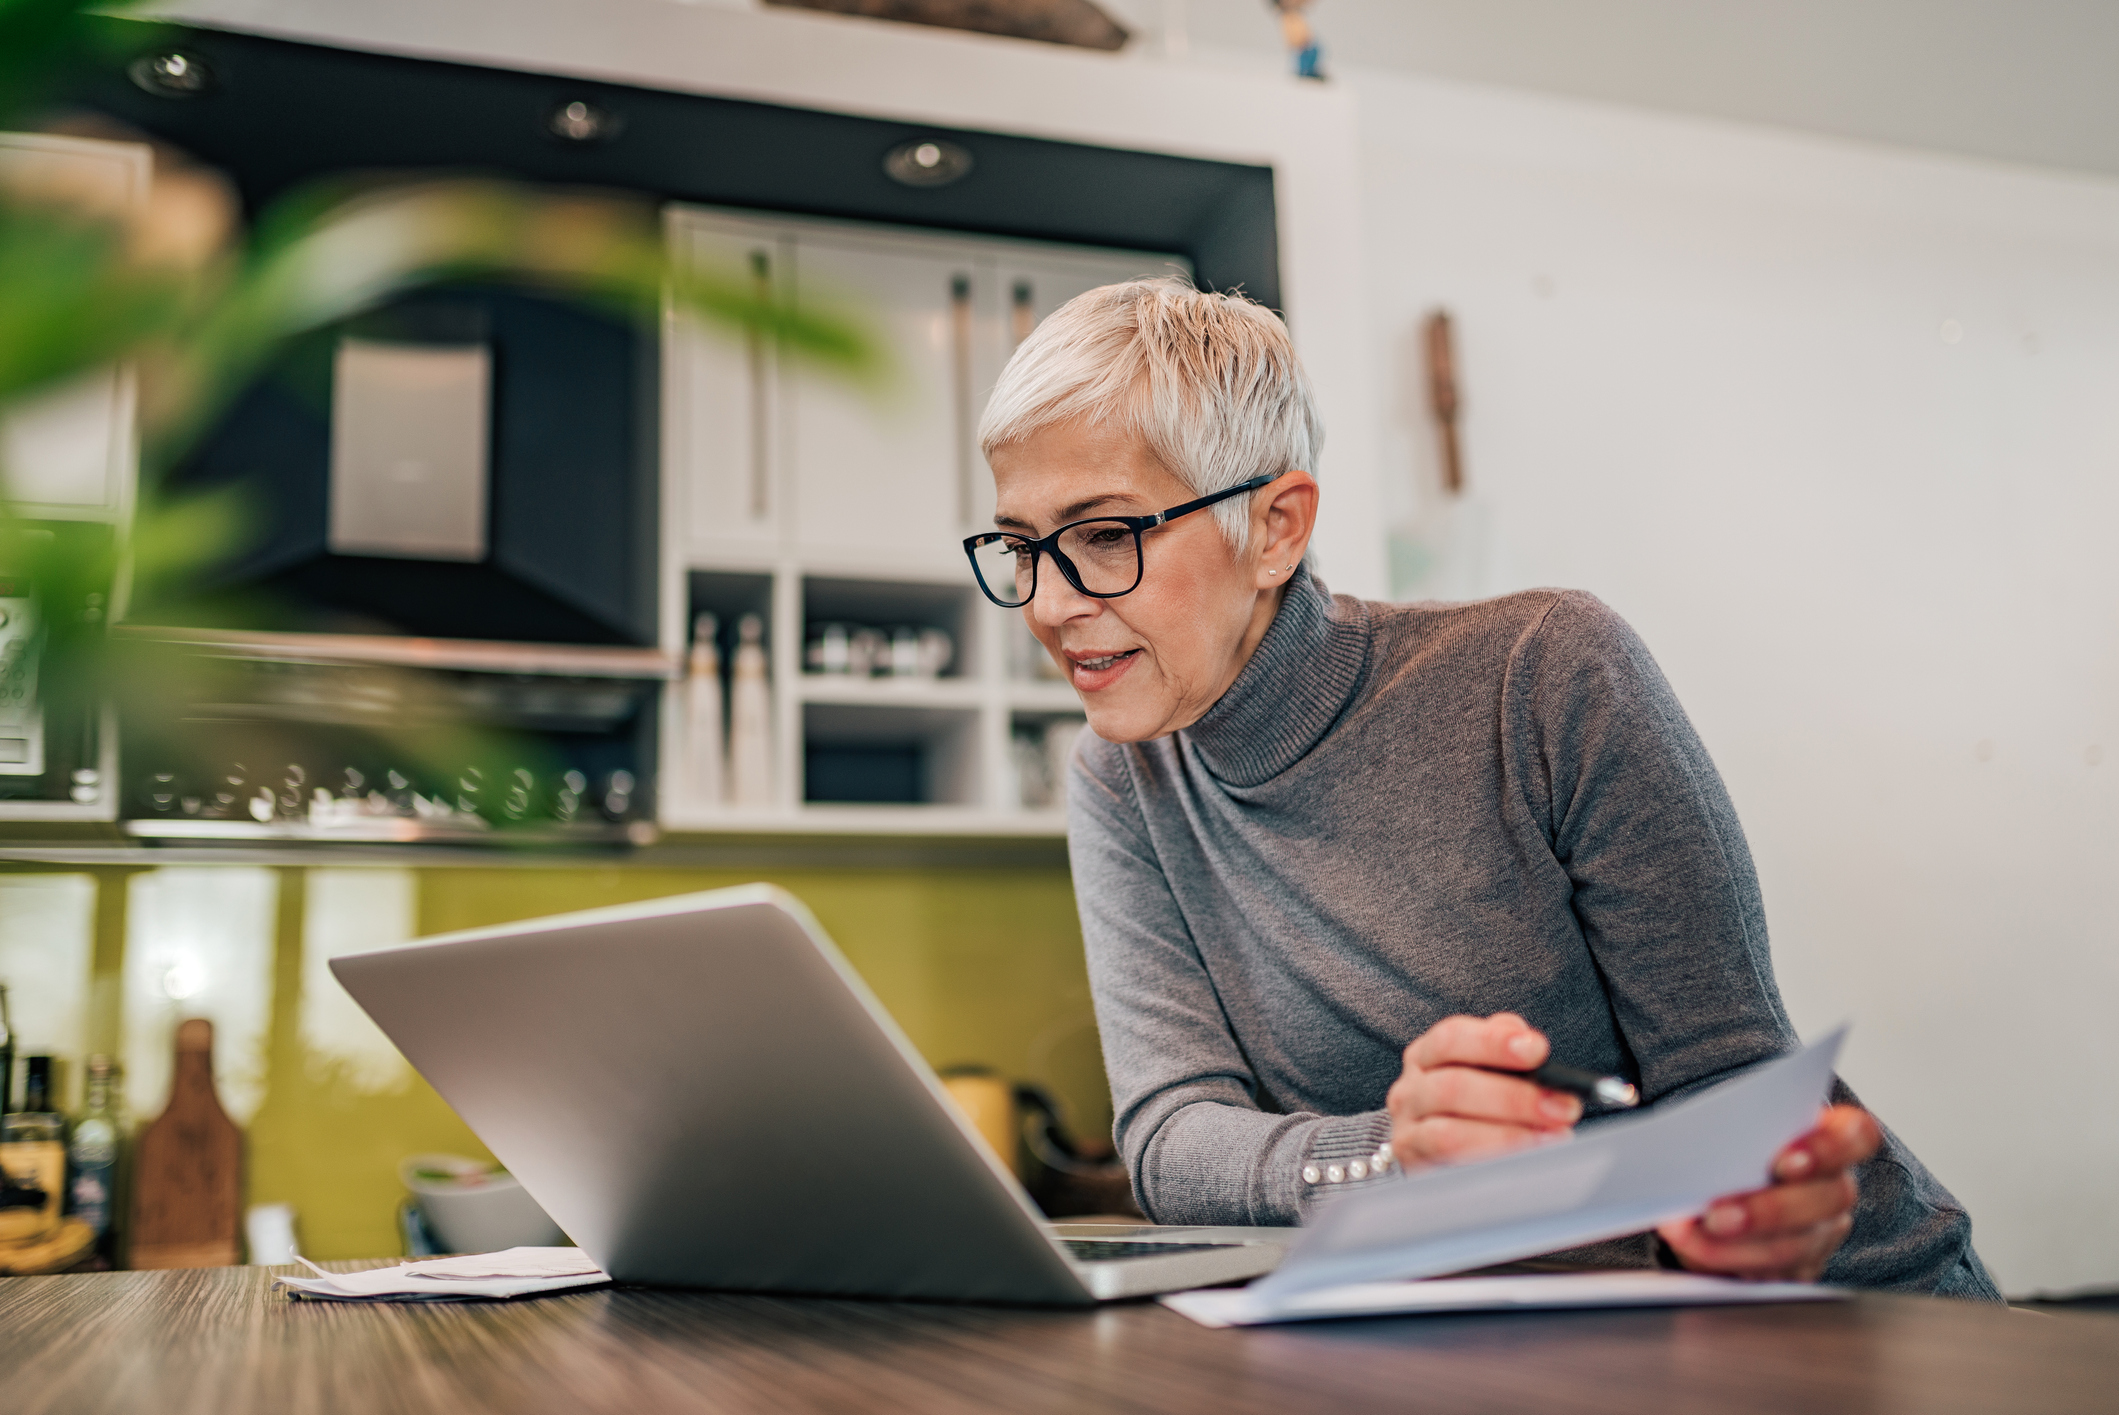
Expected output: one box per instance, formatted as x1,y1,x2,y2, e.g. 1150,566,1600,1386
1251,1028,1847,1303
1163,1270,1845,1328
274,1247,608,1302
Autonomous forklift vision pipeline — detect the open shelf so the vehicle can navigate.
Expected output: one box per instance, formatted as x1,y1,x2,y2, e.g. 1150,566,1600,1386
685,571,775,643
800,575,978,682
1008,710,1089,813
657,563,1087,835
1005,682,1084,713
797,677,983,709
801,701,980,806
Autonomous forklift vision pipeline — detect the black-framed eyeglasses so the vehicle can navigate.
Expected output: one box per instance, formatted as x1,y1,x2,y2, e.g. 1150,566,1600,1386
962,473,1280,610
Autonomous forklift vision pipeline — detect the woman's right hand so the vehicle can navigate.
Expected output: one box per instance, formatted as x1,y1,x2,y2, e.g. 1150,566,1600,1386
1385,1013,1582,1172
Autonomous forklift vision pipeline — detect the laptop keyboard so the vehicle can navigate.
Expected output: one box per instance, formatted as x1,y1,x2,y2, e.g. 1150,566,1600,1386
1061,1239,1237,1263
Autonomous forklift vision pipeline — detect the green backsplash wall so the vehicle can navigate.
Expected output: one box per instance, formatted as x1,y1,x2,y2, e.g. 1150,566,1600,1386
10,853,1098,1262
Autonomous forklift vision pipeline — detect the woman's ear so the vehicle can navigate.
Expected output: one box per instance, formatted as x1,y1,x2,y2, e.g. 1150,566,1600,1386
1254,470,1320,585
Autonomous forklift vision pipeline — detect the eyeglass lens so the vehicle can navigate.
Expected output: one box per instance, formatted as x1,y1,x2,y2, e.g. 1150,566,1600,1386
971,521,1143,606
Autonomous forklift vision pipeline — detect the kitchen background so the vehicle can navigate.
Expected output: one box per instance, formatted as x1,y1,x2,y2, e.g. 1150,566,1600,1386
0,0,2112,1296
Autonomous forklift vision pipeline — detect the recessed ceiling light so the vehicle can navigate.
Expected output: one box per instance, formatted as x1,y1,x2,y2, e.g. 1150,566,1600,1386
885,138,974,188
548,99,625,144
128,50,215,98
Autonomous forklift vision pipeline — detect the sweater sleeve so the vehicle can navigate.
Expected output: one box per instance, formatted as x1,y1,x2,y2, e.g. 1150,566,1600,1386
1517,592,1999,1300
1512,591,1797,1097
1067,739,1390,1226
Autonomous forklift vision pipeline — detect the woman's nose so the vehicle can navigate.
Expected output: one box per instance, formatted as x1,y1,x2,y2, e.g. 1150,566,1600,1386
1028,560,1097,624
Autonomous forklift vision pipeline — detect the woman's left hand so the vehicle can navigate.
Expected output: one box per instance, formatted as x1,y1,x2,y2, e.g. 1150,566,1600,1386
1656,1104,1881,1282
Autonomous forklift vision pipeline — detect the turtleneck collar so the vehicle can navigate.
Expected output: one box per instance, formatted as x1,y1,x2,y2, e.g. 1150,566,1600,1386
1177,563,1372,788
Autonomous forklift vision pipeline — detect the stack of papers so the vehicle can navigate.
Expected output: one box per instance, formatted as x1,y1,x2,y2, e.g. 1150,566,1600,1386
1163,1030,1849,1327
1164,1270,1844,1327
274,1247,609,1302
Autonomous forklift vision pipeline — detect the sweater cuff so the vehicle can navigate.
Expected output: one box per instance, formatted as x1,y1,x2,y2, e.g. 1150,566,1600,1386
1294,1112,1395,1213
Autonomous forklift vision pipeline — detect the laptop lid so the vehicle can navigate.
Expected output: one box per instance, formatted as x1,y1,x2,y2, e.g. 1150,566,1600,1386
331,884,1095,1304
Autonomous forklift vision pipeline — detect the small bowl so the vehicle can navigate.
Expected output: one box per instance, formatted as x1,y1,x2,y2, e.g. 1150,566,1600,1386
398,1153,564,1254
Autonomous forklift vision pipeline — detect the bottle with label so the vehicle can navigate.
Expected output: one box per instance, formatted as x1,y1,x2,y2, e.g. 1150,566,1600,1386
1,1055,66,1247
728,613,772,807
68,1055,122,1256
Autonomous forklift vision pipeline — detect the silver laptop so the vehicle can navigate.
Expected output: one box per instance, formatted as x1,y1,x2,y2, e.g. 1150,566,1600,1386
331,883,1288,1303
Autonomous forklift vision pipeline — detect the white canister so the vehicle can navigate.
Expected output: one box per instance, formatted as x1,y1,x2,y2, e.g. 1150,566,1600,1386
398,1154,565,1254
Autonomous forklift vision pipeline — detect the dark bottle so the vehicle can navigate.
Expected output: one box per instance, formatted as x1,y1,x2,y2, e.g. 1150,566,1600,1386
1,1053,65,1246
22,1053,53,1115
0,983,13,1114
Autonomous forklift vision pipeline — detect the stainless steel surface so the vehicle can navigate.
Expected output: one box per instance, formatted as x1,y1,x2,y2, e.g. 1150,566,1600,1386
330,887,1279,1304
328,340,492,562
0,597,43,777
122,818,656,846
112,624,679,679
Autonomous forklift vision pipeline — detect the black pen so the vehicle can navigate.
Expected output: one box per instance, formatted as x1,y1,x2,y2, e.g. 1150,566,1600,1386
1483,1062,1640,1109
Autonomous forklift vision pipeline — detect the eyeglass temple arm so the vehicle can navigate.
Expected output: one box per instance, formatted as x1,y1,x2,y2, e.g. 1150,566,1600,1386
964,470,1282,545
1147,472,1283,528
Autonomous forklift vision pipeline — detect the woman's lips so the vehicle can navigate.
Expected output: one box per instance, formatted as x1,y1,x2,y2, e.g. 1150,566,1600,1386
1068,648,1141,692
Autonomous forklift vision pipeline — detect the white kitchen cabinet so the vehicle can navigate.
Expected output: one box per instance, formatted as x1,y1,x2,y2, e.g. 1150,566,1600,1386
660,204,1183,835
993,249,1175,358
0,133,150,521
784,232,995,573
666,212,790,564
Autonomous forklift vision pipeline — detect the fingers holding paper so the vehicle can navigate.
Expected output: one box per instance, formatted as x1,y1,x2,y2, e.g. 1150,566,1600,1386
1657,1104,1881,1282
1387,1013,1581,1171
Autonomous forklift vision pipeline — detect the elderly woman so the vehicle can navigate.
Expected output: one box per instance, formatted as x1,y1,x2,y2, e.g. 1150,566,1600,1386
965,278,1997,1298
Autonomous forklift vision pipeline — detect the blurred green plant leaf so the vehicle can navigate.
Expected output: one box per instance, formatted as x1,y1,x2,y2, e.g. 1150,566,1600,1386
0,196,191,403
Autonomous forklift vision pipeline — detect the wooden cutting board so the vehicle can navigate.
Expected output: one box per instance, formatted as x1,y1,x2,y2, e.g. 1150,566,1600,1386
128,1019,242,1270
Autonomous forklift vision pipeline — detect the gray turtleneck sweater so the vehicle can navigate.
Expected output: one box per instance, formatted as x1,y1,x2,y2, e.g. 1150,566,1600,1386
1067,569,1998,1298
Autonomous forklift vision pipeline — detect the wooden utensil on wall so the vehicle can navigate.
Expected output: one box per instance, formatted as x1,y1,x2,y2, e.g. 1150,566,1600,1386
1425,310,1464,494
128,1019,242,1270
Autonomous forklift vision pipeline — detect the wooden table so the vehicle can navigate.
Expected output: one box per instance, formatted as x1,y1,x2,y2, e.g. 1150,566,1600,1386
4,1262,2113,1414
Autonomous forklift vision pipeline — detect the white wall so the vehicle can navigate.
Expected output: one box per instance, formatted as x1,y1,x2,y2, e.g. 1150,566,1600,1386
1358,71,2119,1295
1116,0,2119,182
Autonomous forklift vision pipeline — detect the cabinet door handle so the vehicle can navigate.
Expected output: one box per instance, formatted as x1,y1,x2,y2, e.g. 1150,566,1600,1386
951,272,974,527
748,248,772,520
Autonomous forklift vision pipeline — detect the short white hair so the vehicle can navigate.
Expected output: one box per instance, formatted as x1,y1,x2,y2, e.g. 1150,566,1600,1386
977,276,1323,552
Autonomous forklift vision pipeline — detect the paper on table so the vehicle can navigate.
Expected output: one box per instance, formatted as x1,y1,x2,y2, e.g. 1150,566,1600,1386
1163,1270,1845,1328
274,1247,609,1302
1252,1028,1847,1303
